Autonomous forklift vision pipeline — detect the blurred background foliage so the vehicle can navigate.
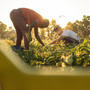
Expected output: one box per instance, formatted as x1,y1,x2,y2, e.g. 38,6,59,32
0,15,90,42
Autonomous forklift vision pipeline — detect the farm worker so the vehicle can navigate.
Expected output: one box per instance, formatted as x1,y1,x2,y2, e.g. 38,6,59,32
10,8,49,50
46,25,82,45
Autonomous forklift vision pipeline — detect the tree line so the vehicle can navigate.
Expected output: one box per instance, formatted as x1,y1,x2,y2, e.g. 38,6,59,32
0,15,90,42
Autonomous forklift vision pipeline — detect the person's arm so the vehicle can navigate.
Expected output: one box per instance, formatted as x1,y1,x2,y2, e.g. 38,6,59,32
47,35,65,45
28,20,38,43
34,26,45,46
29,20,38,28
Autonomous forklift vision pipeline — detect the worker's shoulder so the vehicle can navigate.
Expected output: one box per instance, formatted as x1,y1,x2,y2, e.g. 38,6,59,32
20,8,36,12
64,30,76,33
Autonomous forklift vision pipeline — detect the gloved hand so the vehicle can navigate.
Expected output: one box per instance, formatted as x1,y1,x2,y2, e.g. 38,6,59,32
45,44,50,46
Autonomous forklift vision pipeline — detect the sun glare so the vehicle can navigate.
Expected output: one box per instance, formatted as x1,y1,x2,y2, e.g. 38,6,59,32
0,0,89,29
33,0,74,28
56,16,69,28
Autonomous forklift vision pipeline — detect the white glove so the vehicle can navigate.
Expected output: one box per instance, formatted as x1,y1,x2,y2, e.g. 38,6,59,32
45,44,50,46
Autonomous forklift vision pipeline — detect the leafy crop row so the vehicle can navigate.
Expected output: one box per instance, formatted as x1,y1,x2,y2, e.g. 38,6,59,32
12,39,90,67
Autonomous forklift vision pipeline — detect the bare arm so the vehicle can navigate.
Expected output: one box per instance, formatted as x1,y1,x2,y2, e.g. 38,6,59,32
48,36,65,45
34,26,45,46
28,20,38,43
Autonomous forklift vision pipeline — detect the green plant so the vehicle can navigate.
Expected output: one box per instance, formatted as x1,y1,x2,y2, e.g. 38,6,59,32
11,39,90,67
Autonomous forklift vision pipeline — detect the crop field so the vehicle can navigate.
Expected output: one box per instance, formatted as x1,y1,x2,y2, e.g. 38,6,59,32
0,15,90,68
6,39,90,67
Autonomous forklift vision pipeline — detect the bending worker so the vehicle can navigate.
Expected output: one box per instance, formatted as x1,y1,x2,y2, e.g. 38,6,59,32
46,25,82,45
10,8,49,50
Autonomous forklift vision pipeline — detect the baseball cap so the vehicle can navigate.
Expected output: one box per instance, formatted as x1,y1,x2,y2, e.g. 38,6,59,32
52,25,61,32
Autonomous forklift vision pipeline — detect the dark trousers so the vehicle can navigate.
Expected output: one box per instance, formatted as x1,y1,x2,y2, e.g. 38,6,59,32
62,37,79,44
10,9,29,50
